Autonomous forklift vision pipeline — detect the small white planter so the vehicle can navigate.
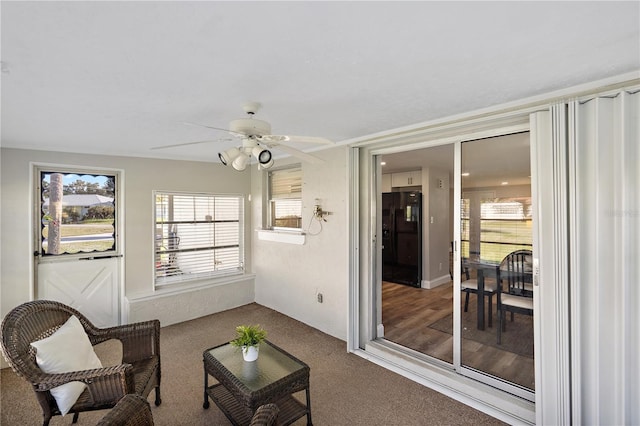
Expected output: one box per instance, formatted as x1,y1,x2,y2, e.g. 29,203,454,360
242,345,259,362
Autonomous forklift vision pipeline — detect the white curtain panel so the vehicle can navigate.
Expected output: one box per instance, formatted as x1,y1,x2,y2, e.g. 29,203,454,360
571,88,639,425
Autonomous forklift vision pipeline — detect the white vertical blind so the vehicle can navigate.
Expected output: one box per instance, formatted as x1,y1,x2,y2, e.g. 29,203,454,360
571,89,639,425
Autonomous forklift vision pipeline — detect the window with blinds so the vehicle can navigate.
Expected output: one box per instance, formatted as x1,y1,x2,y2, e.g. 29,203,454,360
461,196,532,263
269,166,302,229
154,192,244,286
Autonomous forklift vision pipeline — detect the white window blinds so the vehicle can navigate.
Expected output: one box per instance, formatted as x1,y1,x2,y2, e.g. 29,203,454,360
270,167,302,199
269,167,302,229
154,192,244,285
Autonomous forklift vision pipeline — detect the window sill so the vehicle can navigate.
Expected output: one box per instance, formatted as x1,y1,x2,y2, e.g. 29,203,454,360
257,229,305,245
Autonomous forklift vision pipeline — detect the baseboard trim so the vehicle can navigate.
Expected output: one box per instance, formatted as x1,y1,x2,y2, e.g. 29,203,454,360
422,274,451,289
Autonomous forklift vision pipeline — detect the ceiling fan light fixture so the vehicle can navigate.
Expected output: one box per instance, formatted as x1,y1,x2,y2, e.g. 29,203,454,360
219,147,241,166
258,158,274,170
231,152,249,171
252,147,272,164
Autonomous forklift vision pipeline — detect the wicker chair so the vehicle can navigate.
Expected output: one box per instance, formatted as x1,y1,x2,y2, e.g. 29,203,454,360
0,300,161,426
249,403,279,426
97,394,154,426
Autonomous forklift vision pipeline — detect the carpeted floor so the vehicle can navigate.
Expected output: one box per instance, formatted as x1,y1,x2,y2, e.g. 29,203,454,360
1,303,505,425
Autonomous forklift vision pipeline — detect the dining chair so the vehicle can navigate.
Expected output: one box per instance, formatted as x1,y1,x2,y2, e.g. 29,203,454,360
497,249,534,344
461,265,498,328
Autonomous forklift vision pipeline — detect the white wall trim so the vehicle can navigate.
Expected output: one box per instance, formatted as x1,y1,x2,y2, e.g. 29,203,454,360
421,274,450,289
347,146,360,352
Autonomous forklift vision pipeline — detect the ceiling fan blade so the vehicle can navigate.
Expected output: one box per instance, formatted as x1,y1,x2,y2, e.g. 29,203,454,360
260,134,333,145
263,142,325,164
150,138,232,150
182,121,245,138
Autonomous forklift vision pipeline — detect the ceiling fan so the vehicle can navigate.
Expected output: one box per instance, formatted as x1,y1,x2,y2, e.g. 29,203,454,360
152,102,333,171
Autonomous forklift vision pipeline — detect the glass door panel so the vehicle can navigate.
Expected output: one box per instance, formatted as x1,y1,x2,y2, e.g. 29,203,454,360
460,133,535,391
379,144,454,363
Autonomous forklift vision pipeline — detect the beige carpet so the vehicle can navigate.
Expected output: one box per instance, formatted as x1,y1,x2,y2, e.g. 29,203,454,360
1,303,505,425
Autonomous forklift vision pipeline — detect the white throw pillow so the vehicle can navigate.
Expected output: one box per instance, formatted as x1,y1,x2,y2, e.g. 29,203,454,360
30,315,103,416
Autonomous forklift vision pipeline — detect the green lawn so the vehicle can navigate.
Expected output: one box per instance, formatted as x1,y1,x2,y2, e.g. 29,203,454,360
42,241,115,253
42,223,114,238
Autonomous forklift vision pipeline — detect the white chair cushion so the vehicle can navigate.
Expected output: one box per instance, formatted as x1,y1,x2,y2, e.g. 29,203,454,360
501,294,533,310
461,278,498,292
30,315,103,416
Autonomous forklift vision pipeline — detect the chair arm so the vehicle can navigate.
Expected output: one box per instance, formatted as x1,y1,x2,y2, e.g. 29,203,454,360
94,320,161,364
34,364,135,403
97,394,154,426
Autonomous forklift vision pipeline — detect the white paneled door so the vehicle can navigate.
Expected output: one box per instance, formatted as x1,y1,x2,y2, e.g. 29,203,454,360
34,167,121,327
37,257,120,328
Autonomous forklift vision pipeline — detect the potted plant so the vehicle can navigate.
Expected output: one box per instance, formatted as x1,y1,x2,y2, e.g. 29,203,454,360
230,324,267,362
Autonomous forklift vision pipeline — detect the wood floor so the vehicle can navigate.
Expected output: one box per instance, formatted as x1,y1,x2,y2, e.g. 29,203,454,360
382,280,535,390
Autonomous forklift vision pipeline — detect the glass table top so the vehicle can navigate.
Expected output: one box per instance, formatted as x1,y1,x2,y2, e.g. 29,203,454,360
206,341,306,392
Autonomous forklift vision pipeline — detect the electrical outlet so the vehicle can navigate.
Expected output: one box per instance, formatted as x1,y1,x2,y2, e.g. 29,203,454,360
317,293,323,303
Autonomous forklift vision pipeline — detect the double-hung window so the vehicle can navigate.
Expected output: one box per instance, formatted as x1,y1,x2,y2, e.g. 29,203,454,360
268,166,302,230
154,192,244,286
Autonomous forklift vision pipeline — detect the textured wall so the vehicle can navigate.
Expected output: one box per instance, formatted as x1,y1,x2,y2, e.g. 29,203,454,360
251,147,349,340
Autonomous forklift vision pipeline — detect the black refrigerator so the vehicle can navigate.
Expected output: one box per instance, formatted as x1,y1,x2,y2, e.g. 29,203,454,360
382,191,422,287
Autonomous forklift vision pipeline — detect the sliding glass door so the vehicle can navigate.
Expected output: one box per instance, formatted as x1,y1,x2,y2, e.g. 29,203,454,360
377,131,535,397
458,133,534,394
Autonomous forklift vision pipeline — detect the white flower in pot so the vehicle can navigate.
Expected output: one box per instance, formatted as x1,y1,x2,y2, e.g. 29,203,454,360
230,325,267,362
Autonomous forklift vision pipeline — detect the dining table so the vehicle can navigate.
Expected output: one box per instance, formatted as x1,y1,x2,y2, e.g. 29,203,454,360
461,258,501,331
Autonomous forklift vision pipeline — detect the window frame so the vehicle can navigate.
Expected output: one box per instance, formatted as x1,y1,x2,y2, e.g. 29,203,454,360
267,165,303,231
153,191,245,288
39,170,117,257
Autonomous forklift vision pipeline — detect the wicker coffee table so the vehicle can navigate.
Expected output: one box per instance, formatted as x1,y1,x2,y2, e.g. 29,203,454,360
203,340,312,426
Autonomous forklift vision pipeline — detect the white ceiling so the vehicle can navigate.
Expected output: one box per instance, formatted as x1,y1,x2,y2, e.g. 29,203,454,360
1,1,639,164
380,132,531,188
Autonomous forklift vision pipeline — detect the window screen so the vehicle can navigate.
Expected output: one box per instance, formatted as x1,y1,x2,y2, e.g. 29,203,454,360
40,171,116,256
154,192,244,286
